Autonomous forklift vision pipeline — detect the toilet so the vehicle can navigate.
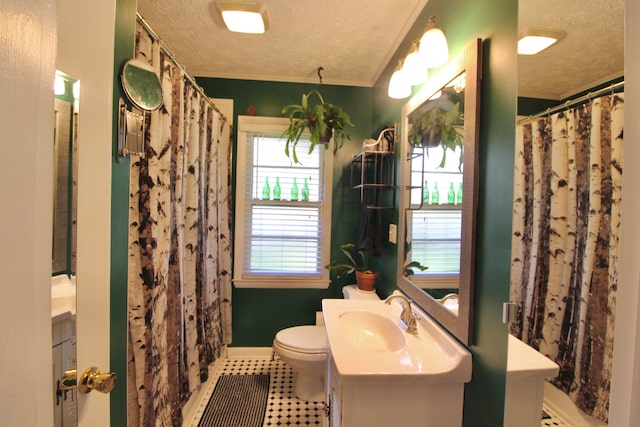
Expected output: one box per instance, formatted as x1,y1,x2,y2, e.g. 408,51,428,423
272,285,379,401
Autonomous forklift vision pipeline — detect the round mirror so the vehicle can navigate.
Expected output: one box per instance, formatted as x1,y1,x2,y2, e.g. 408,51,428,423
121,58,163,111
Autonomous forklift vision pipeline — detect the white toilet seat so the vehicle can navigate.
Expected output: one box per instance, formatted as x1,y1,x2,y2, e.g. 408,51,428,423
274,325,326,355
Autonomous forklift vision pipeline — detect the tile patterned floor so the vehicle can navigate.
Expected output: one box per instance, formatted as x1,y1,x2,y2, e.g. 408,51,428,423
190,357,325,427
191,357,570,427
542,406,571,426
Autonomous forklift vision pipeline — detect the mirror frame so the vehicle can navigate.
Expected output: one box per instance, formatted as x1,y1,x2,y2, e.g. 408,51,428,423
397,39,482,345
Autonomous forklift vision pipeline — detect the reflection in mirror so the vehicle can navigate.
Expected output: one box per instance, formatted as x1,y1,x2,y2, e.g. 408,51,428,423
406,71,465,303
52,70,79,427
397,39,482,344
52,72,78,275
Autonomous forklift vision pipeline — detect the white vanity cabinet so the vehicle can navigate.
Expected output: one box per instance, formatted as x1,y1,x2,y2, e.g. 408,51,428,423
325,352,465,427
322,298,472,427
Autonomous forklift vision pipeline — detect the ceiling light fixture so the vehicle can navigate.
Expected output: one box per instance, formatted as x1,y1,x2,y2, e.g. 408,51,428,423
216,1,270,34
419,16,449,68
517,28,566,55
388,61,411,99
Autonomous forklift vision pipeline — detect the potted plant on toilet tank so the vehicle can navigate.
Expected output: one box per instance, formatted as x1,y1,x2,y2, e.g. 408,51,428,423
324,242,378,291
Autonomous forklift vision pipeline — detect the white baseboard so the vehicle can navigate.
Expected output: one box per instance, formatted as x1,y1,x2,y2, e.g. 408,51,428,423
227,346,274,359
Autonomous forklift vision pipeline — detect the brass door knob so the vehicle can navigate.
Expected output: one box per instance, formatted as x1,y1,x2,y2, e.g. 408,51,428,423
78,366,117,394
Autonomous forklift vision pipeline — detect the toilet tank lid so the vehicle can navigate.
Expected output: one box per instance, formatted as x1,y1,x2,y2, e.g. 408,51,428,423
342,285,380,300
275,325,326,352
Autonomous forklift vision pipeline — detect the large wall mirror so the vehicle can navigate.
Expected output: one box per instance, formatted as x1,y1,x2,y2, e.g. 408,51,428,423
397,39,482,345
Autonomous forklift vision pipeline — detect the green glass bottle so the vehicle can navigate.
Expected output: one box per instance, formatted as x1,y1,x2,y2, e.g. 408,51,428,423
301,178,309,201
431,182,439,204
291,177,299,201
447,183,456,204
457,182,463,205
422,180,430,204
273,177,281,200
261,177,270,200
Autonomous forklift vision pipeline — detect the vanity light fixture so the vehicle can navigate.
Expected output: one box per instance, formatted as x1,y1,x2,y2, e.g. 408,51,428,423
402,41,429,86
388,60,411,99
215,0,270,34
518,28,565,55
419,16,449,68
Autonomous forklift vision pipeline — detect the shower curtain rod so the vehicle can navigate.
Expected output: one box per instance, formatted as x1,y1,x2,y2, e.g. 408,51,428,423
135,13,229,123
518,80,624,123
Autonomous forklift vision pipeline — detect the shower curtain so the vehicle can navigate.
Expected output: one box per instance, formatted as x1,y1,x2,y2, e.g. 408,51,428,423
126,22,233,427
510,93,623,422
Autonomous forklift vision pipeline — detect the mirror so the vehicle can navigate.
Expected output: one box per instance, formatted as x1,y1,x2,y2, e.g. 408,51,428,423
52,70,79,426
397,39,482,344
118,58,163,160
121,58,163,111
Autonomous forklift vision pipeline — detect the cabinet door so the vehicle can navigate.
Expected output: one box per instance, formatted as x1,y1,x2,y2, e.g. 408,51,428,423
327,356,342,427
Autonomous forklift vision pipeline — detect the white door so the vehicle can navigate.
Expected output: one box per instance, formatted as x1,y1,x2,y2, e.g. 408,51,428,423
57,0,117,425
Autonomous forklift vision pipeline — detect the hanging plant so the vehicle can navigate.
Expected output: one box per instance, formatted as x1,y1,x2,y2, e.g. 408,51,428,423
408,102,464,169
281,90,354,163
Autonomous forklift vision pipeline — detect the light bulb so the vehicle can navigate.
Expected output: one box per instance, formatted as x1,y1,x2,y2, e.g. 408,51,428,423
402,42,429,86
419,16,449,68
388,63,411,99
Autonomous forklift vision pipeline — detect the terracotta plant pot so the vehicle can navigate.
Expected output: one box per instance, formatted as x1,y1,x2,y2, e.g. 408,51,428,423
355,270,378,291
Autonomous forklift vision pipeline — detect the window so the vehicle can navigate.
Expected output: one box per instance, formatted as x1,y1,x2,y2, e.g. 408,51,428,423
407,144,462,288
233,116,333,288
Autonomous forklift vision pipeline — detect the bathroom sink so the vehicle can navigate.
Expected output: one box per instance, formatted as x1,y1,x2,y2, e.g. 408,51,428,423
338,310,406,352
51,274,76,320
322,297,472,383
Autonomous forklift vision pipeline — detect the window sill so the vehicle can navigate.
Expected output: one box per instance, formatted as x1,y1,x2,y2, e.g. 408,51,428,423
233,277,331,289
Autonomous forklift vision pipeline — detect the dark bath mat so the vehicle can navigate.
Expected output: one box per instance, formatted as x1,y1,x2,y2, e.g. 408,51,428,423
198,374,270,427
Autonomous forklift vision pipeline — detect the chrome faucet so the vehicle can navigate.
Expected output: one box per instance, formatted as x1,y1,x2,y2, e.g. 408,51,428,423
384,295,418,335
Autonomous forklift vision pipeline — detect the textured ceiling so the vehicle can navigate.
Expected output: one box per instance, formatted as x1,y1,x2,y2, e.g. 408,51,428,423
137,0,624,99
518,0,624,99
137,0,428,87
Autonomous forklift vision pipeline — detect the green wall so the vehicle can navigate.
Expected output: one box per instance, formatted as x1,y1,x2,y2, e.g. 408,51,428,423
372,0,517,426
110,0,136,425
196,78,380,346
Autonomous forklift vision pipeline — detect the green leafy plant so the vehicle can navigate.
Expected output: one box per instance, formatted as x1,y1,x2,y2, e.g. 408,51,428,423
408,102,464,169
402,241,428,277
324,243,374,277
281,90,354,163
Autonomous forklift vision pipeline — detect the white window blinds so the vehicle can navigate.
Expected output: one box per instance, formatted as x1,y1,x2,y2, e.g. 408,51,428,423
234,116,332,288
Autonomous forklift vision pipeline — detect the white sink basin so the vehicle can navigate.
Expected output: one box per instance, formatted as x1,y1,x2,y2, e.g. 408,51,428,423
51,274,76,320
339,310,407,352
322,297,472,383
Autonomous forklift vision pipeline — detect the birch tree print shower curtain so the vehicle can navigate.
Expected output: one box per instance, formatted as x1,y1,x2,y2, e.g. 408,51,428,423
510,93,623,423
126,22,233,427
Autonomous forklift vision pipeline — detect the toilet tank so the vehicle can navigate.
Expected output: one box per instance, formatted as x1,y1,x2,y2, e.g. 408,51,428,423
342,285,380,300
